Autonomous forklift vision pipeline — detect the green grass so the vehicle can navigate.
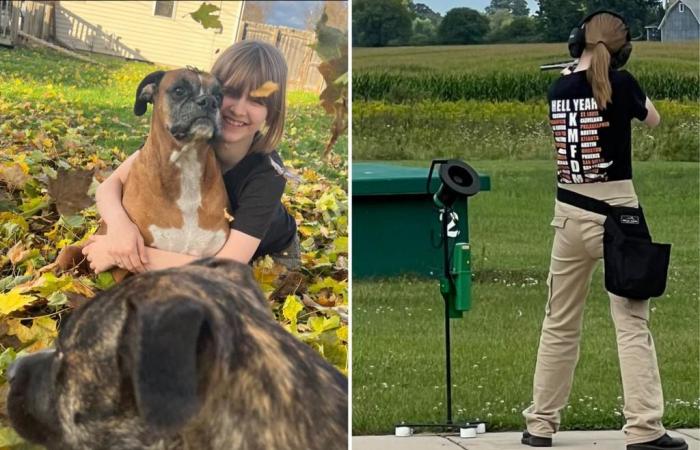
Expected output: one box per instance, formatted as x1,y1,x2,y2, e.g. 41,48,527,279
352,100,700,162
352,160,700,435
352,42,700,102
0,46,347,180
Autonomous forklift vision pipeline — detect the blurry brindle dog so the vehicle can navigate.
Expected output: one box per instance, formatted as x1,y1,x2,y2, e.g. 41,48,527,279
7,259,348,450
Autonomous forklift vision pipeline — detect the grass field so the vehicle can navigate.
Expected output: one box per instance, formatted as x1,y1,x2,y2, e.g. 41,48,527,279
352,160,700,435
353,42,700,102
352,99,700,161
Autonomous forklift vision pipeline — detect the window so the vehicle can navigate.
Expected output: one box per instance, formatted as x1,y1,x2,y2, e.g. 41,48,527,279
679,2,685,12
154,1,175,18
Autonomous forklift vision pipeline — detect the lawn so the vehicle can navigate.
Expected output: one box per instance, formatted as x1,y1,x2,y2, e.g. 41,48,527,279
352,160,700,434
0,45,347,445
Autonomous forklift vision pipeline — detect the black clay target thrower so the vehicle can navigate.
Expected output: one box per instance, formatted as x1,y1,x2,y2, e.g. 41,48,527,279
428,159,481,319
395,159,485,438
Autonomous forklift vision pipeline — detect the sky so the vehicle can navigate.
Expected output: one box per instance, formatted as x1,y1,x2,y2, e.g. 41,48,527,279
263,1,324,29
418,0,540,15
243,1,343,30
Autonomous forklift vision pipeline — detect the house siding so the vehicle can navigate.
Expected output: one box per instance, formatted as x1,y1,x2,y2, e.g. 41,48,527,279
660,2,700,41
55,1,243,69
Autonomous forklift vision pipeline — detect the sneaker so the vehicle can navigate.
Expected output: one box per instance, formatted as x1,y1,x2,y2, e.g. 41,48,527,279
522,431,552,447
627,433,688,450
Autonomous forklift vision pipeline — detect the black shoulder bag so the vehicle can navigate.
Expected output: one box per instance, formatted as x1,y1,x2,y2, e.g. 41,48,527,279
557,188,671,300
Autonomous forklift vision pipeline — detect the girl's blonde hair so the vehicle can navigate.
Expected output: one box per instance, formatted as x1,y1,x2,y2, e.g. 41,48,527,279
211,40,287,154
584,13,628,109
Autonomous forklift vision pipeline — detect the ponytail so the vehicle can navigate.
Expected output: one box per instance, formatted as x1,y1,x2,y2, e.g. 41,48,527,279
583,13,628,110
586,42,612,109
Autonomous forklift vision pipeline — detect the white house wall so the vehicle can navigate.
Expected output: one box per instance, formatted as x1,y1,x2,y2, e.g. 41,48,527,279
55,1,243,70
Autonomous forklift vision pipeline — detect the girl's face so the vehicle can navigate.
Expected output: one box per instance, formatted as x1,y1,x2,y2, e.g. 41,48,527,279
219,90,268,145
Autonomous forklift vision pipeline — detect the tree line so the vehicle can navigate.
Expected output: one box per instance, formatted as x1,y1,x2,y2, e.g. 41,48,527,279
352,0,665,46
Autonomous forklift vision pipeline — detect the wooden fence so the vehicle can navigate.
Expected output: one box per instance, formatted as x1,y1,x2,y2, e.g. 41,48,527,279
237,21,325,94
0,0,54,46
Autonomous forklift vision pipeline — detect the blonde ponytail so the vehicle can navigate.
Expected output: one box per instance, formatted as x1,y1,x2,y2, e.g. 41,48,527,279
587,41,612,109
583,13,628,110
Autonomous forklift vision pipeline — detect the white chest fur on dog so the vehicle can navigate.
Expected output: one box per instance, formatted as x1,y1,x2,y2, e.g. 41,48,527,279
148,145,227,257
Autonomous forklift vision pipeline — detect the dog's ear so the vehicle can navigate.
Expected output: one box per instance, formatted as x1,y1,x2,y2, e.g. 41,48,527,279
134,70,166,116
127,298,215,430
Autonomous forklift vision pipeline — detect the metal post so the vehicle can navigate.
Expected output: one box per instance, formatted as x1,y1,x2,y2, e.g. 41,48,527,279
442,208,453,424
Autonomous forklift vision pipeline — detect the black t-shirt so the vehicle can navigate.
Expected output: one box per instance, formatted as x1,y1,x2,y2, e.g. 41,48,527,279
547,70,648,184
221,150,297,259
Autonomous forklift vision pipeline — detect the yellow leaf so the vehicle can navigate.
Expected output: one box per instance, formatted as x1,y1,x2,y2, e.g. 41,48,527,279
282,295,304,331
7,317,57,352
249,81,279,98
336,324,348,341
67,280,95,298
316,191,339,212
0,288,36,315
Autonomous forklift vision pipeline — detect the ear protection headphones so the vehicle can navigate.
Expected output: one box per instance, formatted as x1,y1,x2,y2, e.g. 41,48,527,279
568,10,632,70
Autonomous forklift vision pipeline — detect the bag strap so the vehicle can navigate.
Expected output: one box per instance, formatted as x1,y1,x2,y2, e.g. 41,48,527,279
556,187,612,216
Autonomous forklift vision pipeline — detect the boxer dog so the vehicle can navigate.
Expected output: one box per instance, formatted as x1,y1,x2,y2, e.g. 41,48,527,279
7,258,349,449
58,68,229,275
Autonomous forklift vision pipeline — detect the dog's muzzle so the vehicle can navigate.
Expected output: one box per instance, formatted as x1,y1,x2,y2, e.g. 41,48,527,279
170,94,221,141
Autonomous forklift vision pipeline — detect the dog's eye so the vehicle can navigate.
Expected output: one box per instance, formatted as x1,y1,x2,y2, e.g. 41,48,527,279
214,93,223,105
174,87,186,97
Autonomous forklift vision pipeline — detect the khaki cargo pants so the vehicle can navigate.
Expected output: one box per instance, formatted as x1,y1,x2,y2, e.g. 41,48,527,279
523,184,666,445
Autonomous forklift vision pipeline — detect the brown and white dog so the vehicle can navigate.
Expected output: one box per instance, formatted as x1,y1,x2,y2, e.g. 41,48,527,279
125,69,229,256
59,69,229,275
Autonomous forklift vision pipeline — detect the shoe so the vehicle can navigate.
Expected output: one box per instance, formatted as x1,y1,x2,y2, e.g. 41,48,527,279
521,431,552,447
627,433,688,450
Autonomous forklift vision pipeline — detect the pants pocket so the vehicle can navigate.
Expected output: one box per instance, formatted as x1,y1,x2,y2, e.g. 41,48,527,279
550,216,568,229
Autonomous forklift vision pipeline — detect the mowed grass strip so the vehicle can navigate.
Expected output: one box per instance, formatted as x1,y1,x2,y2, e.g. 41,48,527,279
352,160,699,435
352,100,699,162
352,42,700,102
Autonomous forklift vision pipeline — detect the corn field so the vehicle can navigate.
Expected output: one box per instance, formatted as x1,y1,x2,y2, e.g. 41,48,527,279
353,42,700,102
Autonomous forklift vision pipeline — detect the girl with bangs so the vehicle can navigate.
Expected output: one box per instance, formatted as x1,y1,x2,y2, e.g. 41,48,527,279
83,40,300,272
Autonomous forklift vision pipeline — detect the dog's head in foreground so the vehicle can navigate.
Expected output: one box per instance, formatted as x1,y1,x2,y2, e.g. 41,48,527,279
7,259,348,450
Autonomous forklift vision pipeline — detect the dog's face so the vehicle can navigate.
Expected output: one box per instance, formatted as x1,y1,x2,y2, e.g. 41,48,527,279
134,69,223,142
6,261,246,450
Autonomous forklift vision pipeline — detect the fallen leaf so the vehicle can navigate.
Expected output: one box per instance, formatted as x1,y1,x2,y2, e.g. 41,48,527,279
0,164,30,190
47,169,94,216
0,288,37,315
6,242,30,266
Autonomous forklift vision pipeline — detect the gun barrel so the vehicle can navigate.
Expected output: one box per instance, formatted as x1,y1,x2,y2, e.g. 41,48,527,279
540,60,577,71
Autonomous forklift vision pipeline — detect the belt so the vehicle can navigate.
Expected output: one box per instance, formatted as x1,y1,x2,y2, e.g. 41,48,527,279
556,187,613,216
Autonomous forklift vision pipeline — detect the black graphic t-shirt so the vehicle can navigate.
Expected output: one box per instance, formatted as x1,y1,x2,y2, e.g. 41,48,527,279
221,150,297,259
547,70,648,184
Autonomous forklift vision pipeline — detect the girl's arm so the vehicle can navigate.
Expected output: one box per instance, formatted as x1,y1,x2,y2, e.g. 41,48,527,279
85,151,148,273
643,97,660,127
137,229,261,270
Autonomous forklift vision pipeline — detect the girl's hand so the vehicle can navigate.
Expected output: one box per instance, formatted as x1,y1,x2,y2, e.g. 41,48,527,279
82,235,117,274
83,220,148,273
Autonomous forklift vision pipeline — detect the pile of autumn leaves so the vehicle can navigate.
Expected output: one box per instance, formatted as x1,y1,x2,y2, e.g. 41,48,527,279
0,71,348,394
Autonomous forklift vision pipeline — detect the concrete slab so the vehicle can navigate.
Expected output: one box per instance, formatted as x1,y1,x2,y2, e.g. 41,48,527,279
679,429,700,441
352,429,700,450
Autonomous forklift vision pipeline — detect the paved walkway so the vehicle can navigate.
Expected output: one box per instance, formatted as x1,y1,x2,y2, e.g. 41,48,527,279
353,429,700,450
